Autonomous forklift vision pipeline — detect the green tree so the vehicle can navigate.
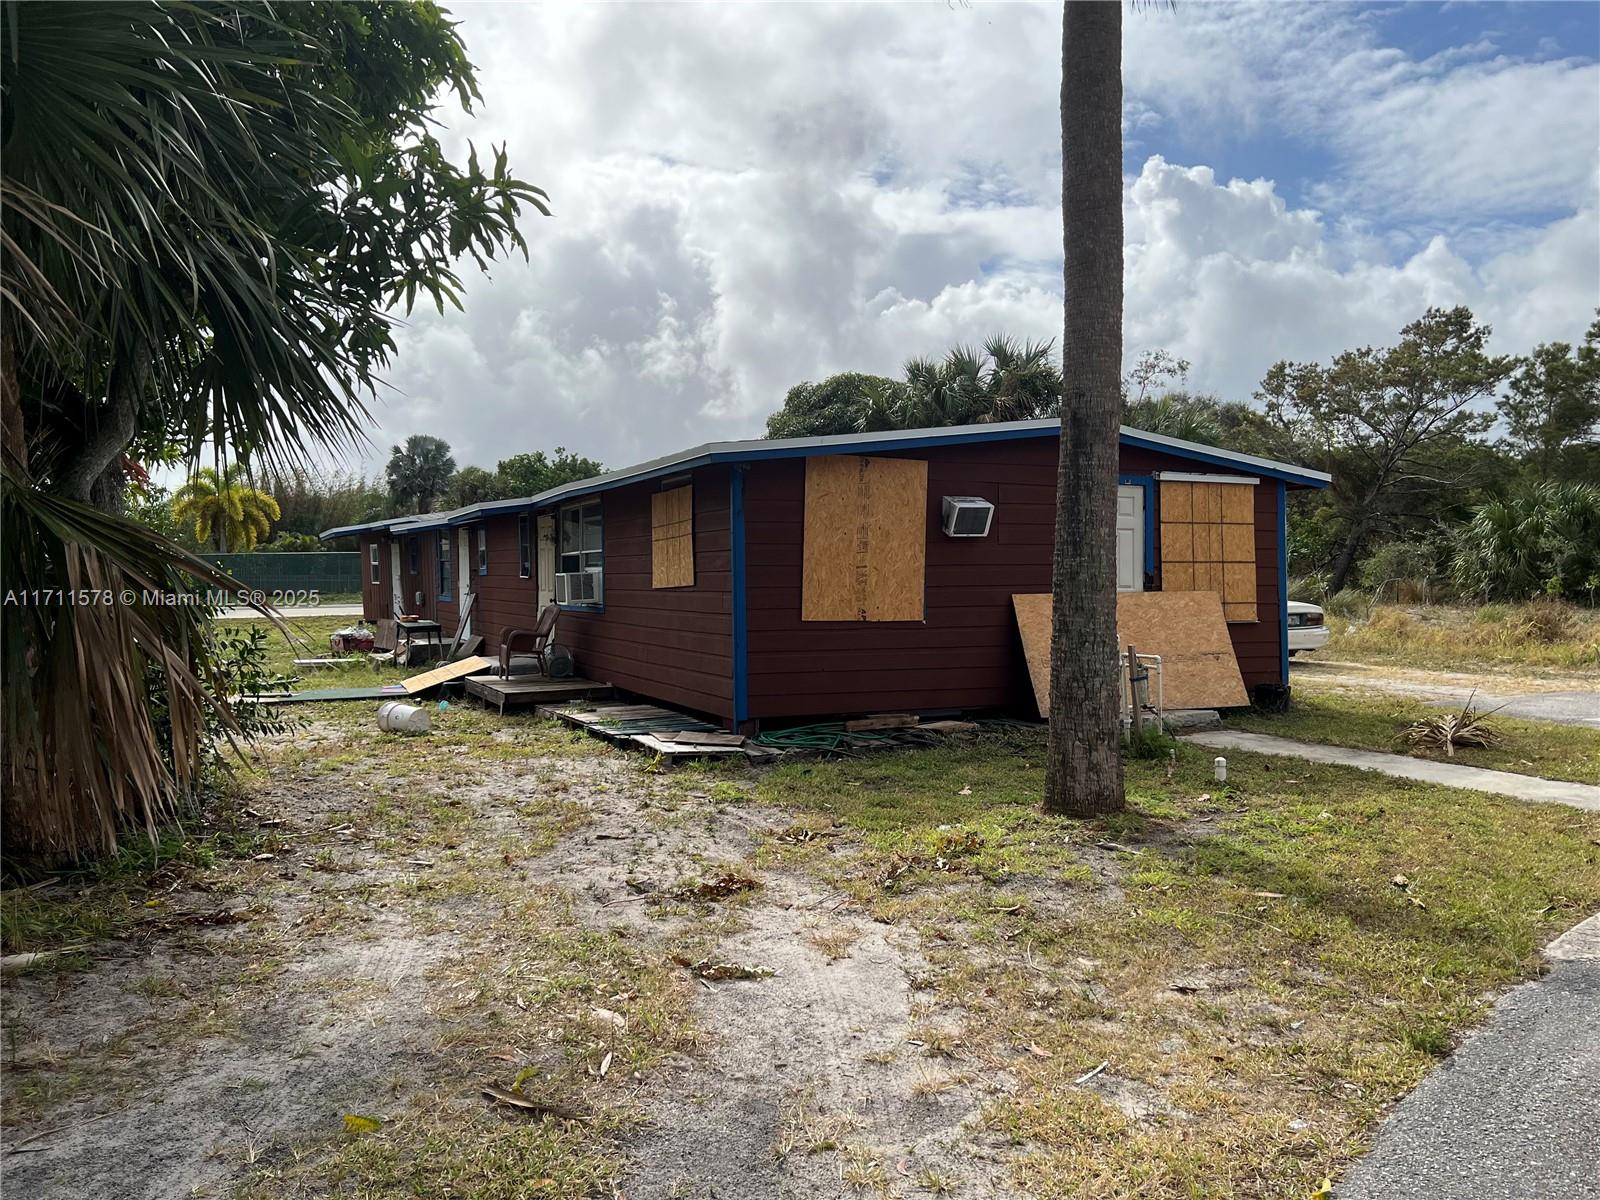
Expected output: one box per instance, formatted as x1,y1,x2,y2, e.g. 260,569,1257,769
765,373,902,438
1,2,543,857
1046,0,1125,816
1452,481,1600,603
1256,306,1514,594
494,448,604,497
387,436,456,514
172,467,282,552
446,465,499,509
1497,315,1600,479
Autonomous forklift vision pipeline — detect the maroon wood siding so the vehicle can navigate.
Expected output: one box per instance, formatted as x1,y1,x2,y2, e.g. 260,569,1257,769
461,516,540,655
741,439,1286,722
548,466,734,721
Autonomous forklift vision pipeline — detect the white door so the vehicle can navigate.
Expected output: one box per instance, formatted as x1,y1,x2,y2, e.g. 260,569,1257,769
389,540,402,617
457,528,472,636
1116,485,1144,592
536,513,556,609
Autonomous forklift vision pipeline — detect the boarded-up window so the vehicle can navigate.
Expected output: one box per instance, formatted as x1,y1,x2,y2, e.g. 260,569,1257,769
1159,479,1258,622
801,455,927,622
651,485,694,588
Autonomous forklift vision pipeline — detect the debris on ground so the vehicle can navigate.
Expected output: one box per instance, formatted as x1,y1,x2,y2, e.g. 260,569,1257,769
480,1083,589,1121
1402,695,1504,756
668,953,776,982
662,871,761,903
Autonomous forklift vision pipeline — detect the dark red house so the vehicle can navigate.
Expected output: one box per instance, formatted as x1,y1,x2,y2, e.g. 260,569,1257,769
323,420,1329,729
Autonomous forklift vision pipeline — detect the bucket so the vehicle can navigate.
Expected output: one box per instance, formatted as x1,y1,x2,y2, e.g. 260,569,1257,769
377,700,430,735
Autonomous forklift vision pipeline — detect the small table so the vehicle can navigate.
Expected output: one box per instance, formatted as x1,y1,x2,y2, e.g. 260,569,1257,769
395,618,444,653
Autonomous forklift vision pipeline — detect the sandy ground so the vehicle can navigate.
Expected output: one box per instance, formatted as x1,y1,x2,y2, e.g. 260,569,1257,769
3,720,1014,1199
1292,659,1600,728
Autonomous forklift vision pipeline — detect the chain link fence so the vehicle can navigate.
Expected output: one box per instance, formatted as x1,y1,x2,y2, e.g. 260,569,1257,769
208,552,361,595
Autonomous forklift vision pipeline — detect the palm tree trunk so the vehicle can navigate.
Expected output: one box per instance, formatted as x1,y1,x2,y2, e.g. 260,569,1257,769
1045,0,1125,816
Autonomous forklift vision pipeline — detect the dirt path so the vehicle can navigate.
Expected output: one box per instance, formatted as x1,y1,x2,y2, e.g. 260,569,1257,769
3,712,1013,1199
1293,660,1600,728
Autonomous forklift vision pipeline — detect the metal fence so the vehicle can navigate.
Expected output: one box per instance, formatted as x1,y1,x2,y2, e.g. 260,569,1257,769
208,552,361,594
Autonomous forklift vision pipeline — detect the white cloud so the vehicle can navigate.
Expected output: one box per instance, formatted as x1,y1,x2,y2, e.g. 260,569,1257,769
326,2,1599,482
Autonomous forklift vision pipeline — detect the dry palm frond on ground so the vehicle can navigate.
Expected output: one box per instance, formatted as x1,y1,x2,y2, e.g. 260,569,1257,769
1403,694,1505,756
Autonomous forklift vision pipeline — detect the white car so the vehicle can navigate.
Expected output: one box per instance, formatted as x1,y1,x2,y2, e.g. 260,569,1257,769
1287,601,1328,655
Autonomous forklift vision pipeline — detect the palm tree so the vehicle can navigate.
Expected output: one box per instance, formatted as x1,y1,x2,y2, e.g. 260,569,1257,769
387,435,457,514
172,467,282,552
1,3,543,858
981,335,1063,423
1046,1,1125,816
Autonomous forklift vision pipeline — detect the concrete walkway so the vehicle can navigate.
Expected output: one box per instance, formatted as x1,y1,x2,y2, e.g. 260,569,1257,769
1182,730,1600,811
1336,914,1600,1199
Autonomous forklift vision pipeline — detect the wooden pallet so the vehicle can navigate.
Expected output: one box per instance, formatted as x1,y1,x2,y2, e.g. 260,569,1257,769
464,675,613,715
540,701,772,760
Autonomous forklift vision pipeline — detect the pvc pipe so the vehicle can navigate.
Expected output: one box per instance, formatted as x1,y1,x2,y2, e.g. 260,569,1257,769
1214,756,1227,783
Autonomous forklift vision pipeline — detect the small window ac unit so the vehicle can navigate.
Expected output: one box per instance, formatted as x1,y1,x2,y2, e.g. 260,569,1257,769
555,569,603,605
941,496,994,538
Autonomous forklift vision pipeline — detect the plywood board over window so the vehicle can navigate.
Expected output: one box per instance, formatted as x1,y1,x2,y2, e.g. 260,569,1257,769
1160,478,1258,622
651,485,695,588
802,455,928,622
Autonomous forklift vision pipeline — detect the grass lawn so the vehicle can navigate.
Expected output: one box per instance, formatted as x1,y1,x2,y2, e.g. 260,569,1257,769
757,732,1600,1197
1224,688,1600,786
231,614,411,689
1317,601,1600,673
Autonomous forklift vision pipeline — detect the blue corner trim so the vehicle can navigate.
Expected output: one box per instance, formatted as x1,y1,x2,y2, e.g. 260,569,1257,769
1119,474,1156,576
730,465,749,725
1277,480,1289,687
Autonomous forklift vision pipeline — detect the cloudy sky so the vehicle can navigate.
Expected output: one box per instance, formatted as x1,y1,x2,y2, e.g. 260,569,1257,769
349,0,1600,479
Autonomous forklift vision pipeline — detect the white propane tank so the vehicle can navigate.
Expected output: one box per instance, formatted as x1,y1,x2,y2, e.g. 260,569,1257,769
377,701,430,735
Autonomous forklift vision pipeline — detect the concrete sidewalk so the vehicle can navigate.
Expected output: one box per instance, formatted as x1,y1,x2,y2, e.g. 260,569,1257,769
1182,730,1600,811
1336,915,1600,1199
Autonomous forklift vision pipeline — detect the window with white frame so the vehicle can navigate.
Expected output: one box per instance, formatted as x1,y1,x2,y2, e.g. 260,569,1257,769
517,515,532,578
436,534,451,599
477,527,488,574
558,501,602,576
369,542,380,585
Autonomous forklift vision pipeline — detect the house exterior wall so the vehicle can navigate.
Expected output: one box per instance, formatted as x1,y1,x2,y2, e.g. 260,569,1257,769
739,438,1286,722
358,534,388,621
542,465,735,721
463,515,541,655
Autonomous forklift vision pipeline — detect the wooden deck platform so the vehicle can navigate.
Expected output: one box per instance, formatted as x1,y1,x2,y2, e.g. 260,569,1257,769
540,701,780,761
463,675,613,714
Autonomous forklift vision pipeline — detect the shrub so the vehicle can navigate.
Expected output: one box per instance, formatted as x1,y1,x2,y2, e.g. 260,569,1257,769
1359,537,1448,601
1324,588,1373,619
1452,482,1600,603
1287,574,1329,603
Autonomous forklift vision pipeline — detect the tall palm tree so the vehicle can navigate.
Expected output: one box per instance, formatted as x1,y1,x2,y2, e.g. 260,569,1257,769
172,467,282,552
981,334,1063,423
387,435,457,514
1046,1,1125,816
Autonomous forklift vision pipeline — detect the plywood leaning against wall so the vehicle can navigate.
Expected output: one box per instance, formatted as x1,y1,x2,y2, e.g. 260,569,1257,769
651,485,695,589
1159,480,1258,622
802,455,928,622
1012,592,1249,717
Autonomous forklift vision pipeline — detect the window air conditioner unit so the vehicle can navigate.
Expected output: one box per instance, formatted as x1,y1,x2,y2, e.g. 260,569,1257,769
941,496,995,538
555,569,603,605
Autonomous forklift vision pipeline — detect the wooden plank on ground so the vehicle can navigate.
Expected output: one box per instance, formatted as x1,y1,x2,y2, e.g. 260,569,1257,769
844,714,918,731
402,654,496,695
662,730,746,746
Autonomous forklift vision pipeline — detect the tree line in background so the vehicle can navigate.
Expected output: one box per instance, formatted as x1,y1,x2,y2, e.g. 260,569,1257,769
383,434,603,516
765,306,1600,605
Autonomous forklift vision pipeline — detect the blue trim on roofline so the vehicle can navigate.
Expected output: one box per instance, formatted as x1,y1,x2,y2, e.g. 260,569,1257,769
730,466,749,727
1118,474,1156,576
329,420,1330,539
1277,481,1289,688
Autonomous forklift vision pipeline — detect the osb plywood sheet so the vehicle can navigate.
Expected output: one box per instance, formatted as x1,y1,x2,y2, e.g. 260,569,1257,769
1161,481,1192,522
401,655,496,695
1221,483,1254,525
1162,521,1192,564
1223,523,1255,562
651,485,695,588
1224,561,1256,604
802,455,927,622
1164,562,1195,592
1011,592,1249,716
